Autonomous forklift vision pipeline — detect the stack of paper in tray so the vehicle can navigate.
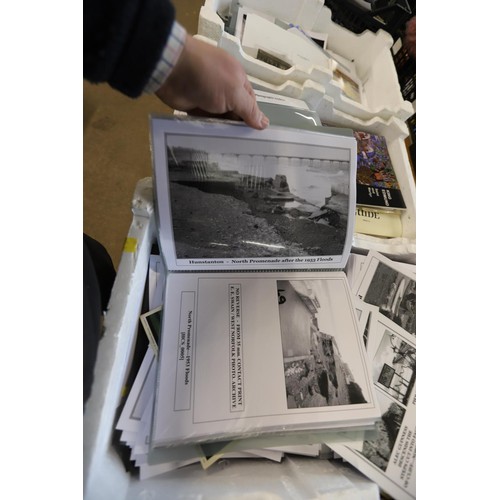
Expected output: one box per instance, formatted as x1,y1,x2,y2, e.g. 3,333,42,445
116,249,415,500
116,254,332,479
115,117,416,500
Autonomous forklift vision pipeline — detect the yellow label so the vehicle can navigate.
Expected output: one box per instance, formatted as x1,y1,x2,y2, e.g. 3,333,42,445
123,237,137,253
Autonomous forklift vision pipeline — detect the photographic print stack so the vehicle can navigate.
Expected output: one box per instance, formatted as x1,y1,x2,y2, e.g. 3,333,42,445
333,251,416,500
115,116,416,499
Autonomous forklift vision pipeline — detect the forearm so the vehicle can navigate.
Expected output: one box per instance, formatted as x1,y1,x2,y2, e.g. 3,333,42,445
83,0,176,97
84,0,268,129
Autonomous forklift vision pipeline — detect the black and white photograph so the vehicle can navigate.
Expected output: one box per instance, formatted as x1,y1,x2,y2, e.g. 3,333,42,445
360,391,407,473
166,144,351,260
372,330,416,406
362,262,416,335
276,279,369,409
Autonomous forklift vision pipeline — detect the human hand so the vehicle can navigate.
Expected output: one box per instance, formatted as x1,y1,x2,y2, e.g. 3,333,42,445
156,34,269,130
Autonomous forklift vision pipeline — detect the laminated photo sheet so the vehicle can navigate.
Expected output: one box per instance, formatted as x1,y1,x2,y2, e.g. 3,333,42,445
115,347,209,466
115,339,315,474
139,458,199,482
171,425,373,464
140,307,162,357
116,347,157,435
116,256,166,435
131,395,155,461
352,251,416,339
151,116,357,272
344,253,367,289
355,299,380,351
329,314,416,500
324,300,380,455
135,398,203,481
115,343,328,473
148,254,166,310
329,251,416,499
134,402,284,475
130,393,203,479
269,443,322,457
354,298,368,329
151,271,380,448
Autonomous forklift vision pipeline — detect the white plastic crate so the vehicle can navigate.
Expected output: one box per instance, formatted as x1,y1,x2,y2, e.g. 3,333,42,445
198,0,414,123
323,113,416,262
82,179,381,500
83,179,157,500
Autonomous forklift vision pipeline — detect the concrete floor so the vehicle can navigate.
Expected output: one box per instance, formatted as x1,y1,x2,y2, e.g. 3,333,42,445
83,0,204,268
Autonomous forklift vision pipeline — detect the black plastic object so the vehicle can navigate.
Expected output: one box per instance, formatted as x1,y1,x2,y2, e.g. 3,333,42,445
324,0,413,38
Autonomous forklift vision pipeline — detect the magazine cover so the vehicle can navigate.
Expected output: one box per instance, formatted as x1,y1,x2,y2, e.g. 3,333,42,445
150,116,357,271
354,131,406,210
150,271,380,448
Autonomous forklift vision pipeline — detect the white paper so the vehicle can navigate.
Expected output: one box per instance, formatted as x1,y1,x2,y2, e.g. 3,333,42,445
345,253,367,289
355,299,380,348
148,254,166,309
269,444,321,457
330,318,416,499
131,396,203,480
329,252,416,500
131,395,155,458
352,251,416,338
241,13,331,69
139,457,200,481
151,271,380,448
151,116,357,272
233,6,275,41
234,449,284,462
116,347,156,433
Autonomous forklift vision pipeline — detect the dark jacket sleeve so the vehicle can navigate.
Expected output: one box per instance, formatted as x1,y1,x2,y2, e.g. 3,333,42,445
84,0,176,97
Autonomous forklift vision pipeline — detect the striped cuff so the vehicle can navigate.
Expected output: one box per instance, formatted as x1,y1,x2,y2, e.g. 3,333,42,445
144,21,187,94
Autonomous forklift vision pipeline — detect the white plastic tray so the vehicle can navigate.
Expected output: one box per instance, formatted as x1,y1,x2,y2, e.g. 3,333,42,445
324,113,416,262
82,179,381,499
198,0,414,122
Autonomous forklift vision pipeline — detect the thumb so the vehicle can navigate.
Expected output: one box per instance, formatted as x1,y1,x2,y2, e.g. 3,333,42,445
232,80,269,130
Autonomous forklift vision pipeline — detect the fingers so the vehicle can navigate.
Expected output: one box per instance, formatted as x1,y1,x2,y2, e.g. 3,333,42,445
243,78,256,100
157,33,269,130
233,78,269,130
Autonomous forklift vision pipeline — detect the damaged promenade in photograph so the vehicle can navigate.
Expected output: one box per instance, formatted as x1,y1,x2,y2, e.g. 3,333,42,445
167,147,351,260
